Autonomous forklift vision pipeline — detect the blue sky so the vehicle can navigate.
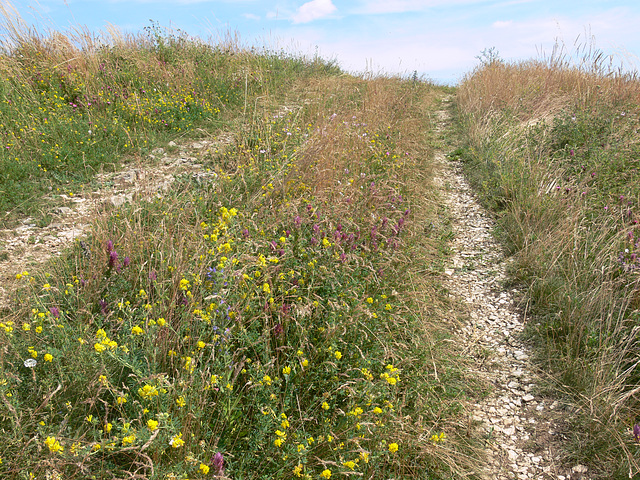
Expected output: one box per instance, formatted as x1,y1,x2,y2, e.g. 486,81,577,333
7,0,640,84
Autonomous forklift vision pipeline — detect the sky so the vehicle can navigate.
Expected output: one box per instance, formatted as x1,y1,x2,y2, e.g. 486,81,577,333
6,0,640,85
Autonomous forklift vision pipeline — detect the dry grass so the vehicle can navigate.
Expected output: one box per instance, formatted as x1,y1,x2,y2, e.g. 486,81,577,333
456,41,640,478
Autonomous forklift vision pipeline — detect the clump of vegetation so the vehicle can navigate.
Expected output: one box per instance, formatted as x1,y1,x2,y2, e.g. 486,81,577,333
456,39,640,478
0,7,482,479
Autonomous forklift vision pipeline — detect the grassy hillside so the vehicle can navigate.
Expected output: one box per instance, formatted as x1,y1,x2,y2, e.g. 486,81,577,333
456,46,640,478
0,17,481,480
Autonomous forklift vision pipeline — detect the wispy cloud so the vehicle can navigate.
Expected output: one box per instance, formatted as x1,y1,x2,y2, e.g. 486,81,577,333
351,0,489,15
492,20,513,28
292,0,337,24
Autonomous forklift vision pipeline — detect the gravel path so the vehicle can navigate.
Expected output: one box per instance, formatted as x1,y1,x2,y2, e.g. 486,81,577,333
0,139,222,309
434,96,590,480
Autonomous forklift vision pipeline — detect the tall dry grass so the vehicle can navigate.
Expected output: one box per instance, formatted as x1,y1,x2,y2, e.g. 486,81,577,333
456,42,640,478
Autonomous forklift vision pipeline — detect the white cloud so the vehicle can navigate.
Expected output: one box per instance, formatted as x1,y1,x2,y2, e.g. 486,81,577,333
242,13,260,21
292,0,337,24
492,20,513,28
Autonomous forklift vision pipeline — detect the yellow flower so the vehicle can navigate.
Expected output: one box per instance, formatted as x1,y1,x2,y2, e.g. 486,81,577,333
169,433,185,448
293,464,303,477
366,297,373,304
44,353,53,362
359,451,370,463
430,432,447,444
373,407,383,414
138,384,159,398
157,317,166,327
322,402,330,410
343,460,356,470
116,395,127,405
334,351,342,360
104,423,112,433
22,323,30,331
183,356,195,373
282,366,291,375
321,469,332,479
176,396,186,408
44,436,64,453
147,419,159,431
262,283,271,294
122,434,135,446
388,442,399,453
197,340,206,349
94,343,106,353
199,463,210,475
131,326,144,335
262,375,272,386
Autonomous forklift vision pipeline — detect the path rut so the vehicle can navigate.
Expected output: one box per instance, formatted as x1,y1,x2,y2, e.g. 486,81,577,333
434,96,590,480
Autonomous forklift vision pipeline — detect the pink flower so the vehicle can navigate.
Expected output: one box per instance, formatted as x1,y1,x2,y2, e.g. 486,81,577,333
212,452,224,474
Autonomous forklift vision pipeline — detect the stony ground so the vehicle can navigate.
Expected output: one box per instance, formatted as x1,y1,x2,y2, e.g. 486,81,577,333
0,139,222,309
434,96,591,480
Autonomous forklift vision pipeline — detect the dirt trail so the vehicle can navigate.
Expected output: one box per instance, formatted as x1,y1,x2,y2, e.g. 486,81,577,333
434,95,590,480
0,139,223,309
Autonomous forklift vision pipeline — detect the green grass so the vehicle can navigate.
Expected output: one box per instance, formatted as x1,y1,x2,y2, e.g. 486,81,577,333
455,47,640,478
0,20,340,227
0,16,484,480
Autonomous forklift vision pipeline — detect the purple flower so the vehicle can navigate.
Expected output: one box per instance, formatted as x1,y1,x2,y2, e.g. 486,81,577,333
123,256,130,267
50,306,60,318
109,250,119,267
212,452,224,474
106,240,114,252
99,299,109,315
634,424,640,443
149,270,157,281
